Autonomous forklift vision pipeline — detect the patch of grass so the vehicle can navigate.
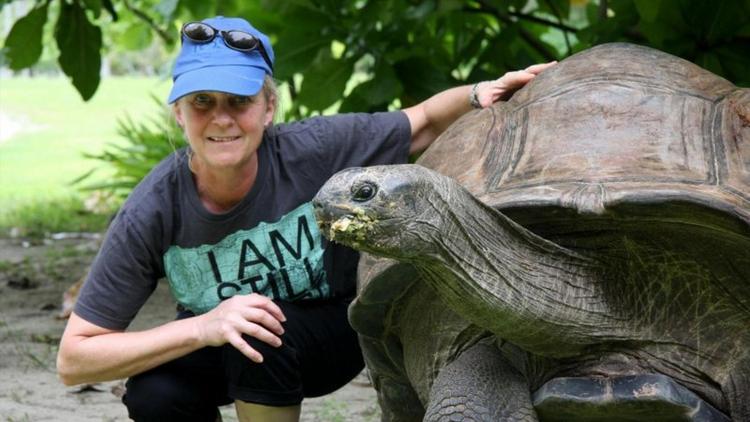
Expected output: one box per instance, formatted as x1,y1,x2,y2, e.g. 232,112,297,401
0,260,12,272
17,343,54,372
0,76,171,204
0,196,112,238
44,244,95,260
41,245,95,283
313,398,349,422
6,414,33,422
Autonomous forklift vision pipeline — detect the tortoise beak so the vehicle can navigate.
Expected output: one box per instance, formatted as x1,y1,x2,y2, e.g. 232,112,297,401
311,192,354,237
311,200,337,234
313,167,363,234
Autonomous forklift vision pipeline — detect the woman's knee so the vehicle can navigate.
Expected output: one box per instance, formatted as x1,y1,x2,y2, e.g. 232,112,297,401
123,370,220,421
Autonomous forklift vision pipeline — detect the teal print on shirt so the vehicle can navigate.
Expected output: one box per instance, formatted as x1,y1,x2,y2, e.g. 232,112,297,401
164,202,330,314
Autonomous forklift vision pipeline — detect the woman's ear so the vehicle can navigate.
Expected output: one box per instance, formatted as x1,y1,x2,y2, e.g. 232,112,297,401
173,103,185,128
264,95,276,126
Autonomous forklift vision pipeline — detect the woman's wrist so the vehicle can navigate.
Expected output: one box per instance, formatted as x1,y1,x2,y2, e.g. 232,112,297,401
469,82,484,109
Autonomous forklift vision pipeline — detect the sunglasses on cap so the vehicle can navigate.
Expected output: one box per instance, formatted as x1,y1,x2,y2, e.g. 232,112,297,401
181,21,274,71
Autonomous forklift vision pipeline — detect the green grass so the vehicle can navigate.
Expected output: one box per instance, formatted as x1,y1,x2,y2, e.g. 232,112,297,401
0,196,111,238
0,76,172,204
0,76,172,235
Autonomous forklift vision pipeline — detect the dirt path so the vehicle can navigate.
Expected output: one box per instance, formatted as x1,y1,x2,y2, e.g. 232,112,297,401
0,236,380,421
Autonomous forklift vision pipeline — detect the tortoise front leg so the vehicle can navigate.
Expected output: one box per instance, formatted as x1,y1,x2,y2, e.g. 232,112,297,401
424,342,537,422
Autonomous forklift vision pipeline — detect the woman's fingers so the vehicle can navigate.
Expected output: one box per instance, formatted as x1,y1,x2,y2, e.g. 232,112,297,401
240,307,285,336
237,319,282,348
238,307,285,341
525,61,557,74
244,293,287,323
226,331,265,363
499,71,536,89
196,293,288,351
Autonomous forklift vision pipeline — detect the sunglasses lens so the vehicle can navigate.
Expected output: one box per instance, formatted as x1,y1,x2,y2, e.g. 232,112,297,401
183,22,215,42
224,31,259,51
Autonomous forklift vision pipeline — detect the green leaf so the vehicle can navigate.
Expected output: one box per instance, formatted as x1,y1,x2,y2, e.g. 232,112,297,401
3,2,49,70
55,1,102,101
81,0,102,18
296,49,354,111
155,0,179,19
394,56,454,106
714,42,750,86
339,63,403,113
357,63,402,105
338,88,373,113
696,51,724,76
101,0,118,20
682,0,749,45
177,0,217,22
116,23,153,51
634,0,661,23
272,9,334,79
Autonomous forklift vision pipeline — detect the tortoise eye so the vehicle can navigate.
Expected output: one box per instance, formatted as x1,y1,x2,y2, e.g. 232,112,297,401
351,181,377,202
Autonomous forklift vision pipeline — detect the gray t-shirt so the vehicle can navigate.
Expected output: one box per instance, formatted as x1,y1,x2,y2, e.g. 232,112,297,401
75,111,411,330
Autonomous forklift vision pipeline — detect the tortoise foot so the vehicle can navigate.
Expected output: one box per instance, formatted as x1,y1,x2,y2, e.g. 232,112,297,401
532,374,729,422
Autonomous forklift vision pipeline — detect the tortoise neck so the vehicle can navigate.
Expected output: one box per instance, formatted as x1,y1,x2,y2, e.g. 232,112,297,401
417,186,627,356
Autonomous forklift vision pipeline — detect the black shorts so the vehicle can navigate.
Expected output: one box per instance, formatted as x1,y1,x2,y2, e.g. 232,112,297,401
123,298,364,421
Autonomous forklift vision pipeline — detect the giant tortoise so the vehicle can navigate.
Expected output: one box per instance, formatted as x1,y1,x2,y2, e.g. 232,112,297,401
312,43,749,421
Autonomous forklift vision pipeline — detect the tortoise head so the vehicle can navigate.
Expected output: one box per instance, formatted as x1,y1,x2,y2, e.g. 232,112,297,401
312,165,452,260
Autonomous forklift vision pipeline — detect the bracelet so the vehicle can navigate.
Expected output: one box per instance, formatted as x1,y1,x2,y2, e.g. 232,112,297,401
469,82,483,109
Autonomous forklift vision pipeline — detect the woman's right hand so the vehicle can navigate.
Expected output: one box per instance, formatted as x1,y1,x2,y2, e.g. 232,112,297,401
194,293,286,363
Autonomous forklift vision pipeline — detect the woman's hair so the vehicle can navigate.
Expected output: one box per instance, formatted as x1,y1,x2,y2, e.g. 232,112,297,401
261,75,279,114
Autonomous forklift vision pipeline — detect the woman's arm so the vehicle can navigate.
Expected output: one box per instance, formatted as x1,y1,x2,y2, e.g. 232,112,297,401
403,62,556,154
57,293,286,385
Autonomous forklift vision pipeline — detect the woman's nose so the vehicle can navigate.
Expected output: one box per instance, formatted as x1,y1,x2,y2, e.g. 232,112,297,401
211,106,234,126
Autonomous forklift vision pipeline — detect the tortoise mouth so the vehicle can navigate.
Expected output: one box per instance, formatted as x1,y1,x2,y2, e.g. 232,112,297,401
312,202,367,238
312,202,403,250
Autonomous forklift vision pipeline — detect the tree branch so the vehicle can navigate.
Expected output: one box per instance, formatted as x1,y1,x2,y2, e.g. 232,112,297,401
543,0,572,56
598,0,608,22
122,0,174,45
469,0,558,61
507,10,578,33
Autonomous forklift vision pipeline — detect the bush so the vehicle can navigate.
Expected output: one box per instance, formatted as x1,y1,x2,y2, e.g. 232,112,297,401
76,95,183,200
0,196,112,238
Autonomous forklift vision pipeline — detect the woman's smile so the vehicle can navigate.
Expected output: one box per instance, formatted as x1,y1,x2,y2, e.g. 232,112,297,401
207,135,242,143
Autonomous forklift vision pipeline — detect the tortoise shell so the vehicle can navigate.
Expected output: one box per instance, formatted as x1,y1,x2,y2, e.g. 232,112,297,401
419,43,749,224
415,42,749,309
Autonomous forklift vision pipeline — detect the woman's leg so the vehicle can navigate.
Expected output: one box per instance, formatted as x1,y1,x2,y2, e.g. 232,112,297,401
235,402,301,422
225,298,364,421
123,345,231,422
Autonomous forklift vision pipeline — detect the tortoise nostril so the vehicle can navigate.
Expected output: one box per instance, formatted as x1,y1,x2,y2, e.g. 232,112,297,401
351,181,377,202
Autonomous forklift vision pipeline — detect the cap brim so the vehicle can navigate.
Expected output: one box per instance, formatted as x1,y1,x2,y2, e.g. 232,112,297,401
168,65,266,103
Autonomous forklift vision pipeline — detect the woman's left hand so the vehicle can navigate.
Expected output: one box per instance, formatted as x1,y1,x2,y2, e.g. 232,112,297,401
474,61,557,107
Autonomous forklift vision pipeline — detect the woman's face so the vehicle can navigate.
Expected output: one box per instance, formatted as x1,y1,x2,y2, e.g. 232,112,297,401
174,91,275,172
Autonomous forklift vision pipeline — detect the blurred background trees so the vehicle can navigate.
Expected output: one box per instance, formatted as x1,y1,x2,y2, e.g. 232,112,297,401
3,0,748,112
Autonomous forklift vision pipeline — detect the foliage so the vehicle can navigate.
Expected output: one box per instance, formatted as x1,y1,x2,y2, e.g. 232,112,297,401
0,196,111,238
2,0,748,109
2,0,748,205
75,95,184,199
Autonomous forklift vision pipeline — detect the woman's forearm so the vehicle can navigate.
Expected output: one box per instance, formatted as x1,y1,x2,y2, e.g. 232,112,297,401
57,313,204,386
57,294,285,386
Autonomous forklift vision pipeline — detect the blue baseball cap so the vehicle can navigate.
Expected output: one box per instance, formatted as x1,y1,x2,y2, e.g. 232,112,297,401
167,16,274,103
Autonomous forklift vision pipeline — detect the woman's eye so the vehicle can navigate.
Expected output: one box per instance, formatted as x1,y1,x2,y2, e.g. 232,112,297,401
192,94,213,108
229,95,252,107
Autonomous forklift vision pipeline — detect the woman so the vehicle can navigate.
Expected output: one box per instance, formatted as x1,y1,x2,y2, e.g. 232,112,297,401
57,16,554,422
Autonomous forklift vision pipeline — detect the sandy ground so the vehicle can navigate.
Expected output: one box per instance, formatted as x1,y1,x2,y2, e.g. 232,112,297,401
0,236,381,422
